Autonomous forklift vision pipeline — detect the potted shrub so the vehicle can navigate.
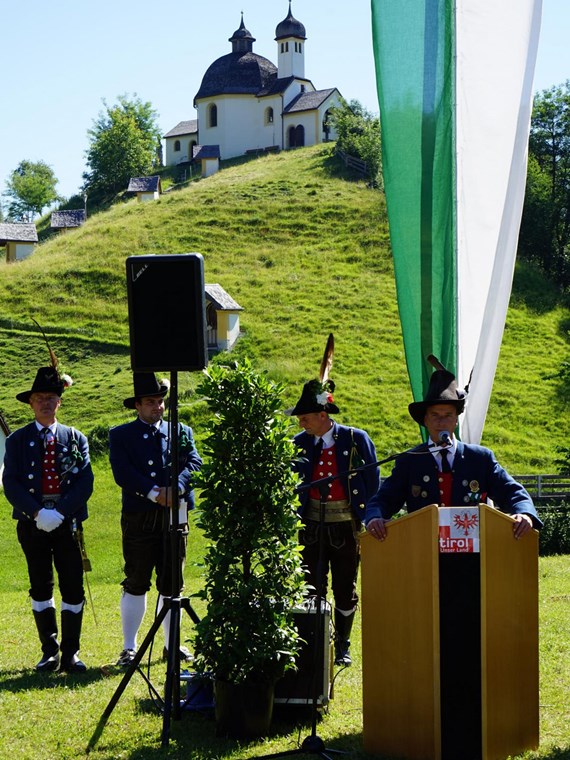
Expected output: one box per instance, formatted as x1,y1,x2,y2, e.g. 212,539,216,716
193,359,307,739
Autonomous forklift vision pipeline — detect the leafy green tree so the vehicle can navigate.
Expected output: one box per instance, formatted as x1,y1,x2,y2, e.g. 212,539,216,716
193,359,306,687
83,94,161,195
329,99,382,187
3,160,60,221
520,81,570,289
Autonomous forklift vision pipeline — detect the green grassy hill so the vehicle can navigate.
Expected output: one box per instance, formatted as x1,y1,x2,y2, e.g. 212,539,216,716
0,143,568,471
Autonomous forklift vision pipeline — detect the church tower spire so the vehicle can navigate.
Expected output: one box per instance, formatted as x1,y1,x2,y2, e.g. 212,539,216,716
229,12,256,54
275,2,306,79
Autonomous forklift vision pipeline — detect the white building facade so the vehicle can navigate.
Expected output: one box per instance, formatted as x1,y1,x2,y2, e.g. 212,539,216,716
164,4,342,166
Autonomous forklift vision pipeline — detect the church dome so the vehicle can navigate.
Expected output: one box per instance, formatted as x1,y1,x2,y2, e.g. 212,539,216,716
194,52,277,101
194,14,277,101
275,2,306,41
230,15,255,44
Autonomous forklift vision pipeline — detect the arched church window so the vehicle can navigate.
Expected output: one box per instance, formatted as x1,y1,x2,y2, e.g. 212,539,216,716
174,140,181,152
265,107,274,125
209,104,218,128
288,125,305,148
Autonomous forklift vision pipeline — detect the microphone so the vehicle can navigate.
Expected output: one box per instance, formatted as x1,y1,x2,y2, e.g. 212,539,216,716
438,430,452,447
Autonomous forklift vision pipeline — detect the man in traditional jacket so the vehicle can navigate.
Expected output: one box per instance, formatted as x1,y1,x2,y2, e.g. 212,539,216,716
288,378,379,666
109,372,202,667
365,360,541,539
3,365,93,672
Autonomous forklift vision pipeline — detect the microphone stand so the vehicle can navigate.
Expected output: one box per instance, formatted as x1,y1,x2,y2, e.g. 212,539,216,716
88,371,200,753
258,477,345,760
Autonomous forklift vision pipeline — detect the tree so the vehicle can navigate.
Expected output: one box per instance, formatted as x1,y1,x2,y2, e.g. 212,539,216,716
329,99,382,187
520,81,570,289
83,94,162,195
3,160,60,221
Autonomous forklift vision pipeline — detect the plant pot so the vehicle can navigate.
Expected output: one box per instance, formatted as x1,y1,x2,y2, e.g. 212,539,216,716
214,678,275,739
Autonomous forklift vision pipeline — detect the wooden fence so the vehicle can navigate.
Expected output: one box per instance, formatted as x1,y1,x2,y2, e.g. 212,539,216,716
336,149,368,177
513,474,570,506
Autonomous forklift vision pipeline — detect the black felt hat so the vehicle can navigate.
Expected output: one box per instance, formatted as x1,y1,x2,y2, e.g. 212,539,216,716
285,379,340,416
16,366,66,404
123,373,170,409
408,356,466,425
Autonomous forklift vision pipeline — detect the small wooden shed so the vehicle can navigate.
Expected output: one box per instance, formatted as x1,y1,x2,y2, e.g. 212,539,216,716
192,145,221,178
51,209,87,232
127,176,162,202
0,223,38,262
205,283,243,351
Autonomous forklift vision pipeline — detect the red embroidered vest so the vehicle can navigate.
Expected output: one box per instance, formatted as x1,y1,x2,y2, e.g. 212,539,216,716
42,430,61,496
310,445,347,501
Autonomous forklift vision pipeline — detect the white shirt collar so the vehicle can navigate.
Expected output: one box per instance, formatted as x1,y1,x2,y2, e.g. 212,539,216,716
428,436,457,468
35,421,57,434
316,424,335,449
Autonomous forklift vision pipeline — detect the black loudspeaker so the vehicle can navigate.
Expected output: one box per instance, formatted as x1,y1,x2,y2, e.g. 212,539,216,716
274,601,332,706
126,253,207,372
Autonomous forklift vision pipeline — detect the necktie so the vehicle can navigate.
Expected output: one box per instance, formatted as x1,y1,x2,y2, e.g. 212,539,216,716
313,438,323,462
440,449,451,473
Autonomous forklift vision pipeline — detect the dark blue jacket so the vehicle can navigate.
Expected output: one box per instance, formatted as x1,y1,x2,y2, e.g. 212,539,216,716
109,417,202,513
365,441,542,528
2,422,93,522
294,421,379,522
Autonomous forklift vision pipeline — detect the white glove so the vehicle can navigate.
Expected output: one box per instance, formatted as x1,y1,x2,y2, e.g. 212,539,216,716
35,508,65,533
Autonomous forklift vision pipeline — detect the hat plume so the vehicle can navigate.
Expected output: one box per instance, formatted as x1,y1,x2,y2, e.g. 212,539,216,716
31,317,58,371
319,333,334,383
427,354,446,372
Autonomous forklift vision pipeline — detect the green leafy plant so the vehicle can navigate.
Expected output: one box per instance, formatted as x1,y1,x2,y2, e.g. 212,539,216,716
538,503,570,556
193,359,306,685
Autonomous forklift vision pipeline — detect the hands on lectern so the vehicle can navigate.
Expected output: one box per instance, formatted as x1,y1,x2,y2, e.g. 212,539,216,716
366,512,534,541
366,517,389,541
512,513,533,539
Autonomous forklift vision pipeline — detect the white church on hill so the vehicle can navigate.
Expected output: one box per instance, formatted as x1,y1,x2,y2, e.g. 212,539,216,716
164,3,343,167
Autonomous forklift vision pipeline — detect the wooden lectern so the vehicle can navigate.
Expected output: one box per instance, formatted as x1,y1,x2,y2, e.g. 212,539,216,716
361,503,539,760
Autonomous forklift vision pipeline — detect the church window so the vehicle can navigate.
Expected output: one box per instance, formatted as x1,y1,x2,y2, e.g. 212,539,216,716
265,107,274,125
208,104,218,128
174,140,181,152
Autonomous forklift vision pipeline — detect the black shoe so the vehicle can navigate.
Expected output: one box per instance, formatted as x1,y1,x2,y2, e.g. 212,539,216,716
36,651,60,672
116,648,137,667
162,645,194,663
60,653,87,673
334,640,352,667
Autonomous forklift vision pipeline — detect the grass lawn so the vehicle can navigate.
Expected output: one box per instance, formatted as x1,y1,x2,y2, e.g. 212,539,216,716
0,465,568,759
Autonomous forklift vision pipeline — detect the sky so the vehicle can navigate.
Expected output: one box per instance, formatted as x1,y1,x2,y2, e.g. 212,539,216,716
1,0,568,203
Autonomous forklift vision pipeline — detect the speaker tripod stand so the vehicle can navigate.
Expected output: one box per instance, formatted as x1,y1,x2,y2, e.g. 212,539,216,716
88,371,199,751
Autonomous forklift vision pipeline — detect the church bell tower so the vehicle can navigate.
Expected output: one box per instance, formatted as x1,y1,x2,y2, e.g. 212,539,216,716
275,2,306,79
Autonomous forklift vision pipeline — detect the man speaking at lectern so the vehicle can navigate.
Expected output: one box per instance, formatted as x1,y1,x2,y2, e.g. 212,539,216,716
365,357,541,540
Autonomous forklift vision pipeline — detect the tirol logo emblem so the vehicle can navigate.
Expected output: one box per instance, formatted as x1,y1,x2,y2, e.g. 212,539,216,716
438,507,480,553
453,511,478,535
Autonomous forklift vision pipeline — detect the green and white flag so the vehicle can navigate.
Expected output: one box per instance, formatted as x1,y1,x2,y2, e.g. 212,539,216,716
371,0,542,442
